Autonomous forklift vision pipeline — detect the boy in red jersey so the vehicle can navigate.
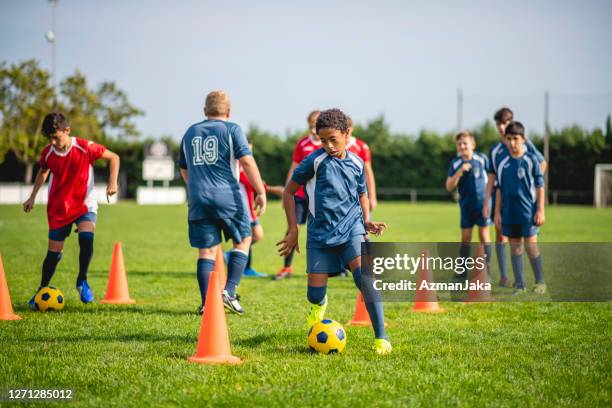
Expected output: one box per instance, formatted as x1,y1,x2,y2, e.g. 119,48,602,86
23,112,120,307
347,116,377,212
274,110,321,280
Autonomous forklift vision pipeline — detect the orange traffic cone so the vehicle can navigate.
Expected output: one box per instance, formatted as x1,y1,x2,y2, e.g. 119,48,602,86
466,245,494,302
188,270,241,364
0,254,21,321
348,292,389,327
215,244,227,288
101,242,135,304
412,251,444,313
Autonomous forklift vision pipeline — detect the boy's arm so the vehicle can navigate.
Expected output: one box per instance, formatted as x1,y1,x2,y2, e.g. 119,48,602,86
535,187,545,226
180,168,188,183
494,188,502,230
483,173,495,218
277,180,300,256
101,149,120,199
540,160,547,174
364,162,377,211
361,192,387,236
266,185,284,197
23,168,50,212
239,155,267,216
285,161,299,185
445,162,470,192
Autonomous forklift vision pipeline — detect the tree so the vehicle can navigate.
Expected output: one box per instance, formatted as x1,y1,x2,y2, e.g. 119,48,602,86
0,60,55,183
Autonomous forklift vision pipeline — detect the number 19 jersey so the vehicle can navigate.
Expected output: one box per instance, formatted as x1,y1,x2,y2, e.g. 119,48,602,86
179,119,252,221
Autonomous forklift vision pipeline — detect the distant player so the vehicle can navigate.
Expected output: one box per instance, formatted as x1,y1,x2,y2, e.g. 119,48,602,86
23,112,120,307
483,107,546,286
494,121,546,294
445,131,492,275
347,116,377,212
179,90,266,315
277,108,391,355
274,110,321,280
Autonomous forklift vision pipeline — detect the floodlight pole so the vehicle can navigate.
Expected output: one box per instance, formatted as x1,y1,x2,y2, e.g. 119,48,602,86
47,0,58,97
544,91,550,204
457,87,463,131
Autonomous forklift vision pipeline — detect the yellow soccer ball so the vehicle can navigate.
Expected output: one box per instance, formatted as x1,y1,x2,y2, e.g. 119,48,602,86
35,286,65,311
308,319,347,354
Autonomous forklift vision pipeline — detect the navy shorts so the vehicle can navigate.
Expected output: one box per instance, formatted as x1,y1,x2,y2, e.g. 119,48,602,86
188,212,252,249
295,196,309,225
502,223,539,238
251,219,260,228
48,212,97,241
460,206,490,229
307,235,365,274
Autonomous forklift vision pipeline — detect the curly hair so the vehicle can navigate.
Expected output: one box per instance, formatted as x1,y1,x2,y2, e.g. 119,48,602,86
494,107,513,124
505,121,525,137
315,108,350,134
42,112,69,138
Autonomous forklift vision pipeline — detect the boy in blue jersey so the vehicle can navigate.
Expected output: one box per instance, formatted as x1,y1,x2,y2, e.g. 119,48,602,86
179,90,267,315
277,108,391,355
483,107,547,287
493,121,546,294
445,131,492,276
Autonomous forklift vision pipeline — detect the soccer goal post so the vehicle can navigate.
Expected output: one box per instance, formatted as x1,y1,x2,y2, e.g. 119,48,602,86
594,164,612,208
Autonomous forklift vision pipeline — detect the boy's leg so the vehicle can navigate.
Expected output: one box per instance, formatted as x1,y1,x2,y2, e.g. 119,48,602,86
495,227,510,286
244,224,267,277
75,219,96,303
196,246,216,313
188,219,221,313
508,235,525,291
525,233,545,293
306,273,329,329
30,227,67,309
478,225,492,281
276,197,306,279
456,228,472,282
225,237,252,297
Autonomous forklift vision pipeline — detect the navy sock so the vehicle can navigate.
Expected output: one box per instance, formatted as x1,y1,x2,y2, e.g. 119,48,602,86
225,250,248,297
365,302,387,340
460,243,471,259
529,254,544,284
41,250,62,287
352,266,362,290
77,232,94,284
496,242,508,279
197,258,215,306
484,244,492,281
246,245,253,270
284,247,295,268
511,253,525,289
307,285,327,305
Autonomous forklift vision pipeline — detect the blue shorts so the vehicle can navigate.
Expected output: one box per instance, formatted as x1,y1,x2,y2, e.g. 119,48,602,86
502,223,539,238
295,196,309,225
251,219,260,228
460,207,490,229
48,212,97,241
188,213,252,249
307,235,365,274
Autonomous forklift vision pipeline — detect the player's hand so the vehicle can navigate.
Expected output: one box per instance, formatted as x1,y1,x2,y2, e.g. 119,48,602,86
107,181,118,197
461,162,472,173
254,193,267,216
23,197,35,213
276,228,299,257
494,212,502,230
483,204,490,219
534,210,545,226
369,196,378,211
365,221,387,236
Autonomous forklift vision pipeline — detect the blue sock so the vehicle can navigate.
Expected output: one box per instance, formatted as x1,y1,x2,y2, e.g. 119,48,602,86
484,244,492,281
41,250,62,287
246,246,252,270
365,302,387,340
352,266,362,289
511,253,525,289
225,250,248,297
307,285,327,305
77,232,94,284
529,254,544,284
197,258,215,306
496,242,508,279
460,243,471,259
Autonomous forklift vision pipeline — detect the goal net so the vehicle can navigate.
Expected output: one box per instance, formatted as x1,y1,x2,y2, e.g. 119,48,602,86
594,164,612,208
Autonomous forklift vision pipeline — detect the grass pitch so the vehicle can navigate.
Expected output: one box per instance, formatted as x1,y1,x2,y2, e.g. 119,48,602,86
0,202,611,407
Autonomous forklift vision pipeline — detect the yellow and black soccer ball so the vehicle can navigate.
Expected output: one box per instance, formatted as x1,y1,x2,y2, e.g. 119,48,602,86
35,286,65,311
308,319,347,354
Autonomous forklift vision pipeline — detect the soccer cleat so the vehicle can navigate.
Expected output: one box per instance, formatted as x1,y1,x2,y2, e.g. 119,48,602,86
222,290,244,315
28,288,41,310
305,296,327,329
373,338,392,355
533,283,547,294
197,304,205,315
273,267,293,280
513,288,527,296
499,276,512,287
243,267,268,278
76,280,94,303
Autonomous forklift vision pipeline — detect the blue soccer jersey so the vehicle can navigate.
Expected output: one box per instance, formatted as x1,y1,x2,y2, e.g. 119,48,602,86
448,153,488,212
179,119,252,221
496,152,544,224
291,148,366,248
488,139,544,176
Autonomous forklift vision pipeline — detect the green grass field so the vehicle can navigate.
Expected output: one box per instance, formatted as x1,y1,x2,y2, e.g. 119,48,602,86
0,202,611,407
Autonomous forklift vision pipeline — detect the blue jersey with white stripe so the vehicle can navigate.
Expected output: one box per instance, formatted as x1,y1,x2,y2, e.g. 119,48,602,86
448,153,488,212
291,148,366,248
179,119,251,221
488,139,544,176
496,152,544,224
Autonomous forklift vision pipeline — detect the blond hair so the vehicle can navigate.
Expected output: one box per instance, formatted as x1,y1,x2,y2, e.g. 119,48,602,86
205,90,231,117
455,130,475,145
307,110,320,129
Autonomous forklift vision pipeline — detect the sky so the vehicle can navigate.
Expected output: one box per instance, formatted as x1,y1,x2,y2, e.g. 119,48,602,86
1,0,611,139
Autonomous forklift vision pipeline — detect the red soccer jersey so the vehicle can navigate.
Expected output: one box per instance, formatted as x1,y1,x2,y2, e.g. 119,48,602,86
38,137,106,229
347,136,371,163
291,133,321,199
238,164,266,222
